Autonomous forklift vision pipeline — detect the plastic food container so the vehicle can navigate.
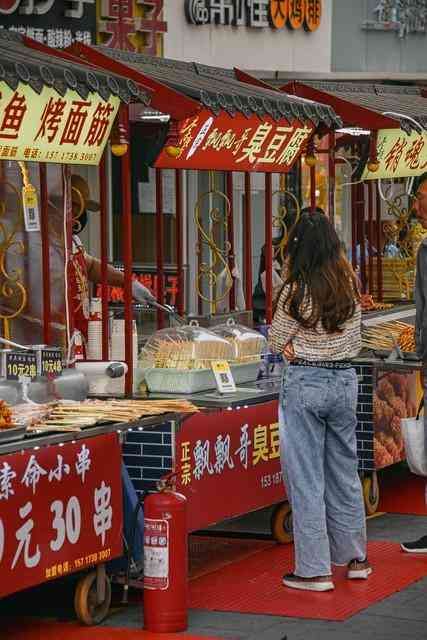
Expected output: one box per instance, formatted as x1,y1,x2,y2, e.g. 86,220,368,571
211,319,267,383
140,322,235,394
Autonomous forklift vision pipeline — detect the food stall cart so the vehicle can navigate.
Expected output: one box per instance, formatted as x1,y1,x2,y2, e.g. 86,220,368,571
65,43,343,542
0,30,155,623
279,78,427,513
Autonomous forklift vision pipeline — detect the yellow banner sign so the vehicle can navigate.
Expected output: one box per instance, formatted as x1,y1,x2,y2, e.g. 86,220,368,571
363,128,427,180
0,81,120,165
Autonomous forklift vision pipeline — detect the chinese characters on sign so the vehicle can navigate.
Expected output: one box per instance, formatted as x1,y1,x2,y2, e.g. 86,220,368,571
0,433,122,599
95,272,180,307
0,0,95,48
362,0,427,38
185,0,322,31
175,402,284,532
0,82,120,165
155,110,314,173
363,129,427,180
98,0,167,55
179,420,280,487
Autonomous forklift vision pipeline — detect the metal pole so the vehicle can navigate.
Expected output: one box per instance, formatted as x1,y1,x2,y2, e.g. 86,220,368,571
367,181,374,295
265,173,273,324
376,185,383,301
244,172,253,311
175,169,184,317
39,163,51,345
99,155,109,361
310,165,316,212
121,106,133,396
156,168,165,329
359,183,367,293
351,183,357,271
226,171,236,311
328,132,335,225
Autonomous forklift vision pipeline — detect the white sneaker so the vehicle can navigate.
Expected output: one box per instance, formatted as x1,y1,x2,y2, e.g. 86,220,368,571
347,559,372,579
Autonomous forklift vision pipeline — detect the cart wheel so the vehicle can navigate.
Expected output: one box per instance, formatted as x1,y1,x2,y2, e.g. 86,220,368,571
363,472,380,516
271,501,293,544
74,570,111,626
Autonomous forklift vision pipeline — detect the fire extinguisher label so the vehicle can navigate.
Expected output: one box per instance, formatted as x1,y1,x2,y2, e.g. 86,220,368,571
144,518,169,590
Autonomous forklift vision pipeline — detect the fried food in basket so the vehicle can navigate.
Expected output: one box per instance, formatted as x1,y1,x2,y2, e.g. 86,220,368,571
0,400,13,429
373,371,416,467
398,326,416,353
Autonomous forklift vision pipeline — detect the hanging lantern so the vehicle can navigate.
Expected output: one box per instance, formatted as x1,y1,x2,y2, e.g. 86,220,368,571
304,138,317,167
164,120,182,158
111,119,129,157
367,131,379,173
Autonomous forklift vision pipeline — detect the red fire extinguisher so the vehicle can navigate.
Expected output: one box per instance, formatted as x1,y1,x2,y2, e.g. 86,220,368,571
143,477,188,633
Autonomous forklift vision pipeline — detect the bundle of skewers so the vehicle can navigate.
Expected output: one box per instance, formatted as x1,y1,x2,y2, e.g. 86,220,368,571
144,332,233,370
26,399,198,433
361,294,394,313
362,321,414,352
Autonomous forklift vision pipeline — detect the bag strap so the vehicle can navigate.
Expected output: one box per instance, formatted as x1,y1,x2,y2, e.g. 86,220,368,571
416,397,424,420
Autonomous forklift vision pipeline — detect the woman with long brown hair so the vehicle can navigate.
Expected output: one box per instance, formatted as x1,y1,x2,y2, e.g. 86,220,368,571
269,209,371,592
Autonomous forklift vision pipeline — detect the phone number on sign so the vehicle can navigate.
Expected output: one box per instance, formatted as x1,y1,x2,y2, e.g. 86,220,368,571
73,548,111,571
261,471,283,489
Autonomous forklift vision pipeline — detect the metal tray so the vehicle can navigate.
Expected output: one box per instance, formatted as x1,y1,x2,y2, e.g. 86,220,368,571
0,424,27,443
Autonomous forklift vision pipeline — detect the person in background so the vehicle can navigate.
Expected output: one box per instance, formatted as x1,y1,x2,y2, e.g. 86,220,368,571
401,172,427,554
253,207,312,324
252,242,284,323
269,210,371,592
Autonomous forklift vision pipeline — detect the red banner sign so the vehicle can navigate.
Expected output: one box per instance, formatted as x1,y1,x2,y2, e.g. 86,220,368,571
0,432,123,599
155,109,314,173
175,401,285,532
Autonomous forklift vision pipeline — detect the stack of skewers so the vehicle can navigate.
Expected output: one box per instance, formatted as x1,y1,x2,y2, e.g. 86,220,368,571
362,321,414,352
23,399,198,434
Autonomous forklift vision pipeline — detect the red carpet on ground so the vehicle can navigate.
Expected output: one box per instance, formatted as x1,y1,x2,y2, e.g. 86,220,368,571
189,535,274,579
2,620,222,640
189,540,427,621
379,466,427,515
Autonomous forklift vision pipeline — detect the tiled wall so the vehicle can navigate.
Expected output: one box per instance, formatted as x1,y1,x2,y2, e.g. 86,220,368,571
123,421,174,494
355,363,375,472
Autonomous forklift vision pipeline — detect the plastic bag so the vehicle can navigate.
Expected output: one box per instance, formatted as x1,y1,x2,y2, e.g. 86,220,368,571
401,399,427,476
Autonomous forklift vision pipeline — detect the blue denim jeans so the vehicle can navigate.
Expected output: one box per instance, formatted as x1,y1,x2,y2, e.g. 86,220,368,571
279,365,367,577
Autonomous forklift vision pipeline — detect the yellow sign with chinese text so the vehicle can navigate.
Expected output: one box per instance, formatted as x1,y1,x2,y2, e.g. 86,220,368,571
0,81,120,165
363,129,427,180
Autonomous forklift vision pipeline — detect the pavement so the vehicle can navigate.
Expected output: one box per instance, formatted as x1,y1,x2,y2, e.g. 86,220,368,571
2,507,427,640
103,508,427,640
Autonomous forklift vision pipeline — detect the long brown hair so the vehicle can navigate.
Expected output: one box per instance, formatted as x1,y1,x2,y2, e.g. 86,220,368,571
283,210,360,333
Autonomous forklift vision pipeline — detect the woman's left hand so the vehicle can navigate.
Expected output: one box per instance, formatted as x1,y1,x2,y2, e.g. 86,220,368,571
284,342,295,362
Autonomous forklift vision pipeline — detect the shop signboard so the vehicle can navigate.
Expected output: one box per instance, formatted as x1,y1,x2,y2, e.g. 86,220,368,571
0,81,120,165
0,432,123,599
155,109,314,173
185,0,322,32
98,0,167,56
175,401,284,531
363,128,427,180
0,0,96,48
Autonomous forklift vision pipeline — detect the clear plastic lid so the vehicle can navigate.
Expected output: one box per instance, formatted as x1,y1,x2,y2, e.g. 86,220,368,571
140,321,234,370
211,319,267,363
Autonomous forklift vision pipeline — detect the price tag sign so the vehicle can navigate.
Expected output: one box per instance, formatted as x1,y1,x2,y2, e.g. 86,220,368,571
41,349,63,377
22,186,40,233
6,351,37,381
211,360,236,394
